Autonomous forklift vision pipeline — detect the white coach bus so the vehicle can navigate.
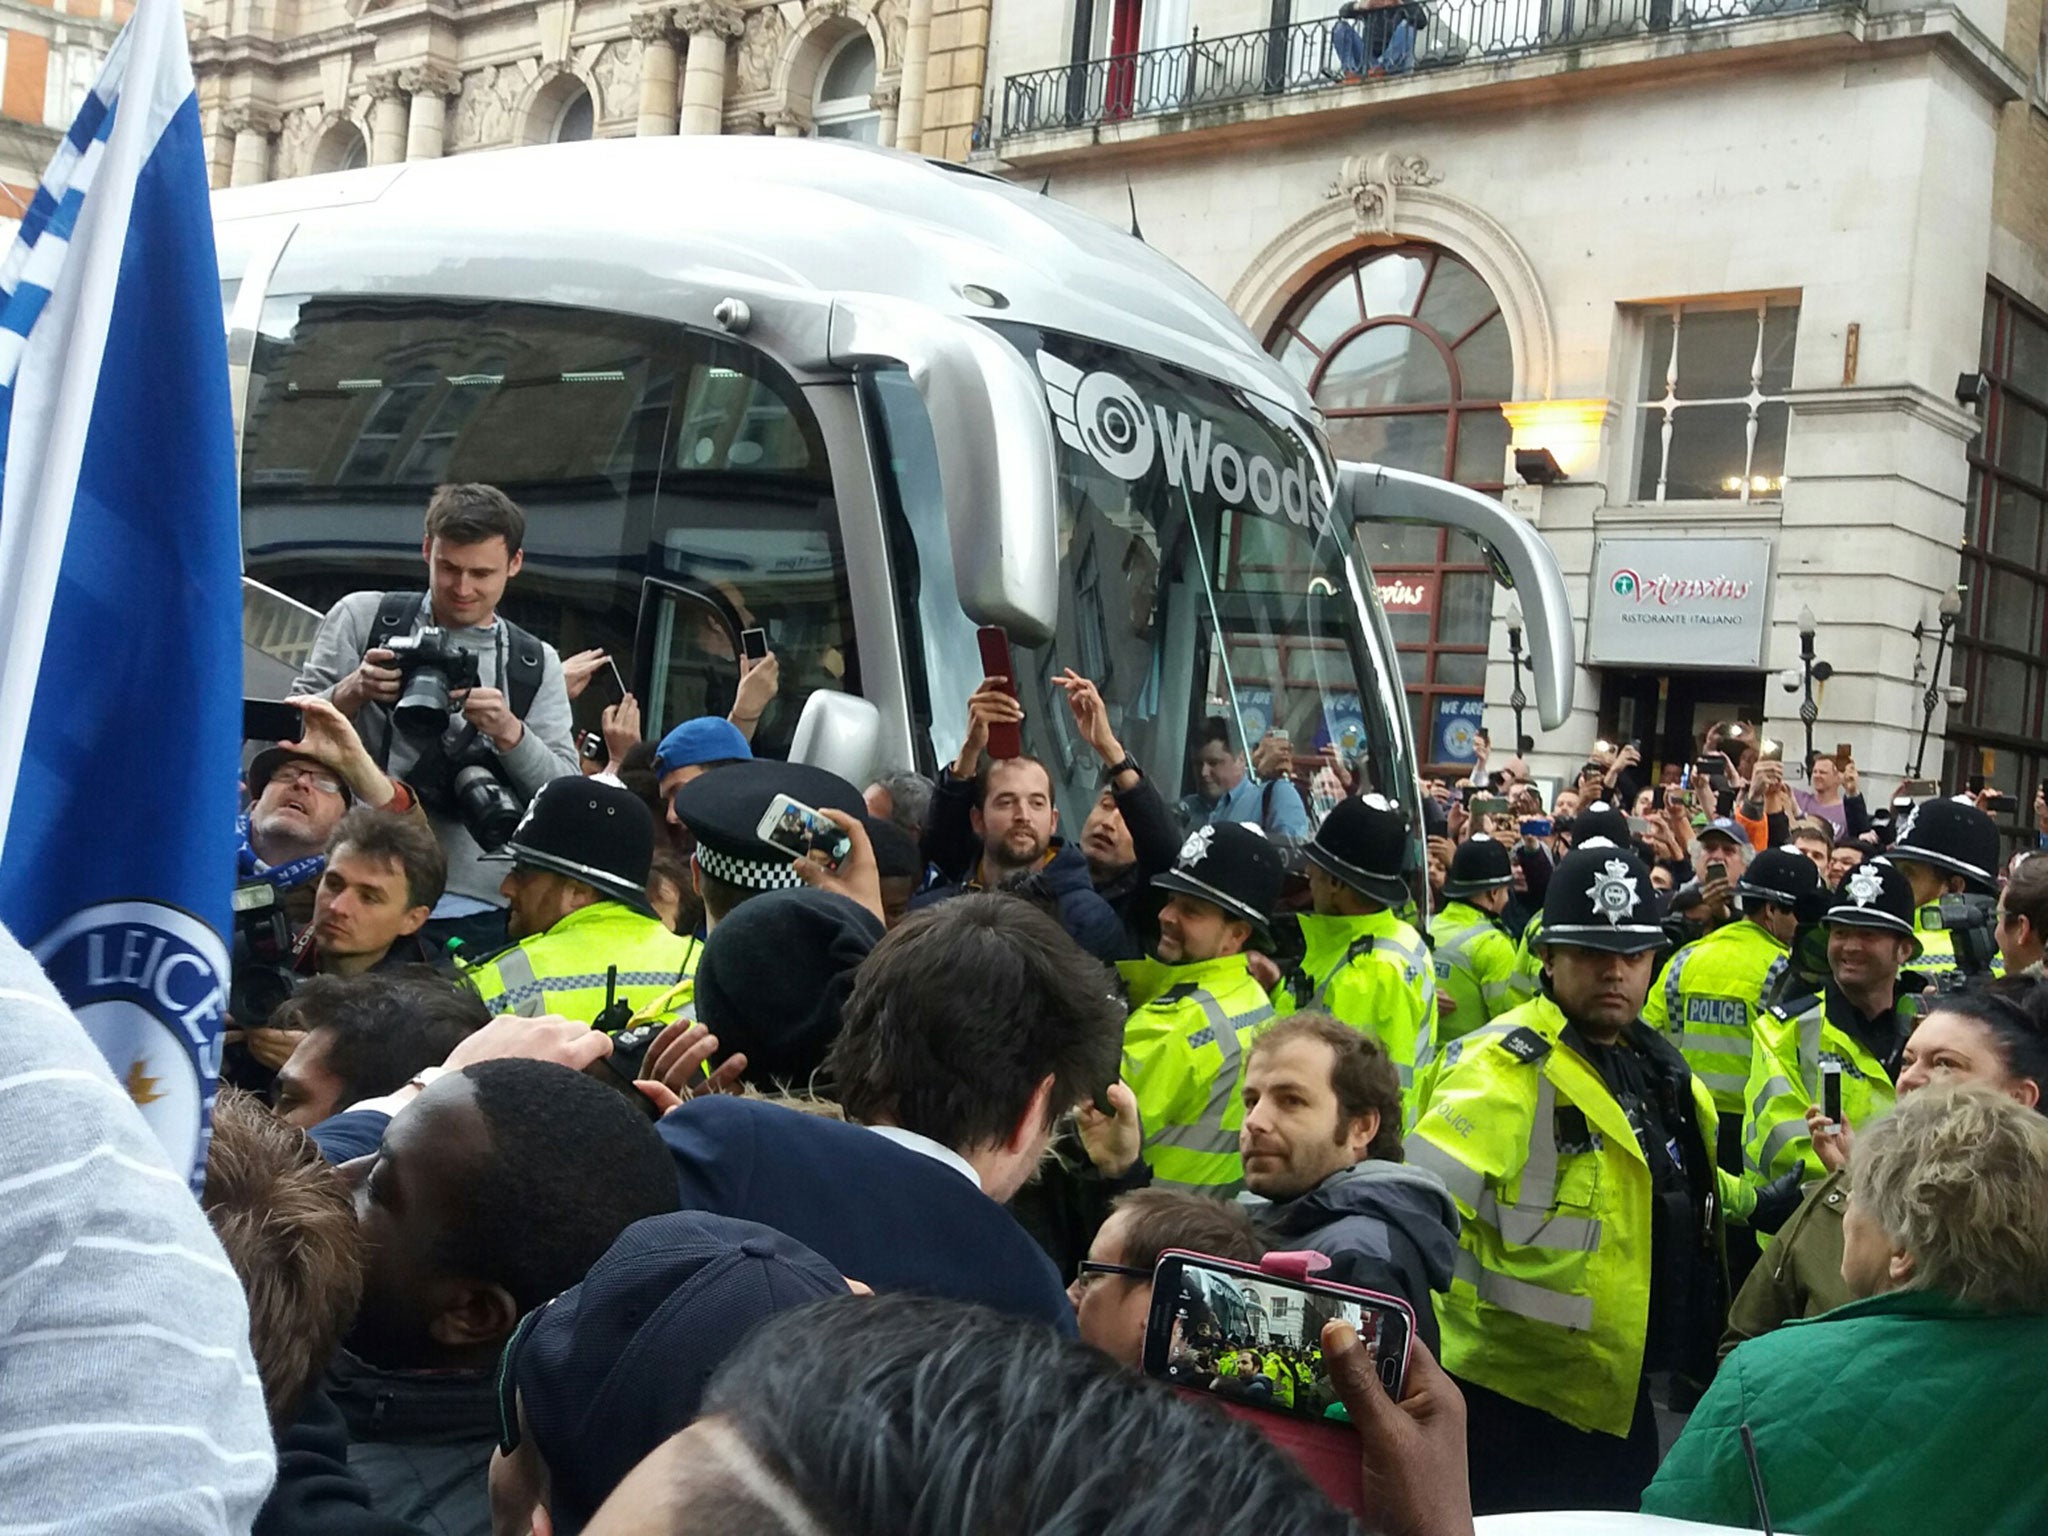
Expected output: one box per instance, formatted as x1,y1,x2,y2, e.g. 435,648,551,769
213,136,1573,861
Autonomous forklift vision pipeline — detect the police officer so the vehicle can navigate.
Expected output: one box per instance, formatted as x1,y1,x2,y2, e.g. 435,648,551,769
1886,797,2003,981
1642,848,1819,1163
1121,823,1282,1196
669,760,868,933
1743,857,1922,1185
1408,842,1755,1515
1505,800,1634,1005
462,777,700,1024
1274,796,1436,1116
1431,836,1520,1043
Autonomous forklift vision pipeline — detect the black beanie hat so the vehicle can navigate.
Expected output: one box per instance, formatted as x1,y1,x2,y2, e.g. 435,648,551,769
694,888,885,1091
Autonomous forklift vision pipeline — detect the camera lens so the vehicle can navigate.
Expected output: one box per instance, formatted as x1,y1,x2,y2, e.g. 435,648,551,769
394,665,454,738
453,764,523,849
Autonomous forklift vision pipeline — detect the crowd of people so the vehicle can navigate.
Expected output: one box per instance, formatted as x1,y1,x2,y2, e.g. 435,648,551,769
8,481,2048,1536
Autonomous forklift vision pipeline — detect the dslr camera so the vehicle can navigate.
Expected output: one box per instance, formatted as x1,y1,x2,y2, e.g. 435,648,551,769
228,880,297,1027
386,627,483,738
1929,892,2000,993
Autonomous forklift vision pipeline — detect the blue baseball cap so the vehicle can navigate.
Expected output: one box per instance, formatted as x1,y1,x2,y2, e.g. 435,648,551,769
653,716,753,777
1698,817,1748,846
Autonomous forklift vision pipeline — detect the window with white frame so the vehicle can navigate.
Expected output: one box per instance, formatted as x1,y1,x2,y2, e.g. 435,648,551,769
1633,298,1799,503
814,36,880,141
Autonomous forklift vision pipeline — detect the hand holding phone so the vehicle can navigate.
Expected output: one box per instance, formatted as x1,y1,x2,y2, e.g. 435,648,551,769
740,627,769,664
243,698,305,744
1820,1059,1844,1137
973,627,1024,761
757,794,853,872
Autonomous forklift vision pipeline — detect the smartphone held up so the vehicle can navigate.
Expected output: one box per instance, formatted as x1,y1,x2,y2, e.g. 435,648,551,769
1143,1250,1415,1415
975,626,1023,761
756,793,851,873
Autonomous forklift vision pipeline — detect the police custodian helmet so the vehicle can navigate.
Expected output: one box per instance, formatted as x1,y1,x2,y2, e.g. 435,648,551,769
1541,843,1664,955
502,778,657,912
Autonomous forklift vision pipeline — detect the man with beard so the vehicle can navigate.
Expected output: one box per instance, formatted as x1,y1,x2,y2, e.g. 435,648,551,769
913,675,1126,962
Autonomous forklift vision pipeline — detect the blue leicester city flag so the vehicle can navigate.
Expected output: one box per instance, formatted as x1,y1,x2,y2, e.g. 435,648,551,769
0,0,240,1189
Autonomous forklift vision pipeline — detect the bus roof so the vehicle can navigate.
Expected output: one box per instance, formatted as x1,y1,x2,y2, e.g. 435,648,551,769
212,136,1313,418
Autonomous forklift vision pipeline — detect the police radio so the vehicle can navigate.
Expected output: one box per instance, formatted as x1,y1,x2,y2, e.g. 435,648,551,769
588,964,663,1118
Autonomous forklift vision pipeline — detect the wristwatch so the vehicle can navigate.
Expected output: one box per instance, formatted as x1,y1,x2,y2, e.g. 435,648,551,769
1103,755,1141,783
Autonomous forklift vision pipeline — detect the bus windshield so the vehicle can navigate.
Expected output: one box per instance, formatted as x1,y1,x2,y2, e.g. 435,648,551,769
875,325,1414,858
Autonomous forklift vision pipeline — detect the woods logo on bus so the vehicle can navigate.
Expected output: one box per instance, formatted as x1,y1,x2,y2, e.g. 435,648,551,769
1038,351,1331,526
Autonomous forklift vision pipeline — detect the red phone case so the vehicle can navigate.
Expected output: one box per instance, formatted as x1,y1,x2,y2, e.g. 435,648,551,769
975,627,1022,761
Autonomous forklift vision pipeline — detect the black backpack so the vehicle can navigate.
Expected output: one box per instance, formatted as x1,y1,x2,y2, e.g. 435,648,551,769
366,592,546,720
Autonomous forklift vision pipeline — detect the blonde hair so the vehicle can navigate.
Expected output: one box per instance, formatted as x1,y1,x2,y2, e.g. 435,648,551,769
1853,1085,2048,1313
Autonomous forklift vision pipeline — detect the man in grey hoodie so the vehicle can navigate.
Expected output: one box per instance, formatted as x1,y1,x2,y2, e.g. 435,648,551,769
1238,1012,1459,1353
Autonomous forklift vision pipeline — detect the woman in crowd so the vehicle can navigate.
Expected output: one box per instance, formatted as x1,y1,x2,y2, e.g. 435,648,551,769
1643,1084,2048,1533
1720,978,2048,1349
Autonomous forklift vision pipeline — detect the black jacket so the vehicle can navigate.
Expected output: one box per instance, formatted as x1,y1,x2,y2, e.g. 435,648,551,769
327,1350,497,1536
257,1388,423,1536
1242,1161,1460,1355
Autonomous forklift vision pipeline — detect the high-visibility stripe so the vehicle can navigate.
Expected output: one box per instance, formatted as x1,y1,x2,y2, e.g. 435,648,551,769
1661,948,1689,1027
1756,1115,1810,1178
1690,1069,1748,1096
1407,1137,1486,1210
1453,1249,1595,1331
484,946,541,1016
1140,987,1270,1179
1674,1032,1747,1057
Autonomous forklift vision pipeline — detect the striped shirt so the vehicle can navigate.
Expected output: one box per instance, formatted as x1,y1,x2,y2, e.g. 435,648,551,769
0,922,274,1532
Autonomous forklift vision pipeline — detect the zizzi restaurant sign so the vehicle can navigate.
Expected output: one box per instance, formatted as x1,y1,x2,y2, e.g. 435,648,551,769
1586,537,1773,668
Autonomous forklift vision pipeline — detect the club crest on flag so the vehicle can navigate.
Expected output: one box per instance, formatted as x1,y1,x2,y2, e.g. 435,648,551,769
34,900,227,1178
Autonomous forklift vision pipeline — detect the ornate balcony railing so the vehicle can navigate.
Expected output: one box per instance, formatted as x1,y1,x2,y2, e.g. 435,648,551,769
999,0,1843,139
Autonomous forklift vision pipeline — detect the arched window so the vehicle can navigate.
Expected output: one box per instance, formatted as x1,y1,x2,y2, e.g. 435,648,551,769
1267,244,1513,767
552,88,595,143
813,35,880,141
310,121,369,176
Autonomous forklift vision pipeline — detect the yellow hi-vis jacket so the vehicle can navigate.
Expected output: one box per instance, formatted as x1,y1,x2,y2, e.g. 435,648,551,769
461,902,702,1024
1276,909,1437,1119
1408,996,1748,1438
1119,952,1275,1195
1506,912,1546,1005
1741,988,1897,1183
1640,918,1789,1116
1430,901,1521,1043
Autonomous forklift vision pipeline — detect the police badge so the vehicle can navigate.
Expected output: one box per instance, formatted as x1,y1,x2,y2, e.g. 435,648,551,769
1845,863,1885,908
1178,825,1217,868
1588,858,1641,925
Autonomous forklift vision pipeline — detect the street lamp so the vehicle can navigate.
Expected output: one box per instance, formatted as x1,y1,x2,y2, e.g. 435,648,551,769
1505,595,1529,754
1911,586,1967,778
1794,605,1833,773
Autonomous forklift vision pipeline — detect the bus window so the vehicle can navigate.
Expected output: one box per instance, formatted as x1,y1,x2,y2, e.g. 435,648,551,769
238,296,854,763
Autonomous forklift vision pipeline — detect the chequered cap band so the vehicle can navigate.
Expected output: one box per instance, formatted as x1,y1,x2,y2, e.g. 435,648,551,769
697,842,805,892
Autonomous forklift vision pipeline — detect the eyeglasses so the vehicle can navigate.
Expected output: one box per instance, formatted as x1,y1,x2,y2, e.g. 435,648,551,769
1072,1259,1150,1289
270,764,343,796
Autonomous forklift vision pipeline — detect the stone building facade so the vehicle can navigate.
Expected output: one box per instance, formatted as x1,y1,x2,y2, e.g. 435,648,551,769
985,0,2048,815
0,0,134,217
189,0,990,186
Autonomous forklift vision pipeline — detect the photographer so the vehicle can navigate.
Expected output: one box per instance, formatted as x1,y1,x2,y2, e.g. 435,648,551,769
292,484,580,956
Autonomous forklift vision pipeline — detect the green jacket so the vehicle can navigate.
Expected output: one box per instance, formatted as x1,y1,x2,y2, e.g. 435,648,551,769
1276,909,1436,1119
1719,1167,1854,1361
1428,902,1519,1044
461,902,702,1023
1640,918,1789,1115
1119,952,1275,1195
1646,1290,2048,1535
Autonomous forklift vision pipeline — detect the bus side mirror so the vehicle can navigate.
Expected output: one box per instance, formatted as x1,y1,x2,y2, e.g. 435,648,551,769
789,690,883,791
826,296,1061,646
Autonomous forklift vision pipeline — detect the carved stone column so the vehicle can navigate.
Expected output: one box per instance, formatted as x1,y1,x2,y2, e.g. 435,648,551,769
629,9,681,136
675,1,744,136
870,84,900,149
727,109,767,135
399,64,461,159
365,71,408,165
771,108,809,138
223,105,281,187
895,0,934,150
